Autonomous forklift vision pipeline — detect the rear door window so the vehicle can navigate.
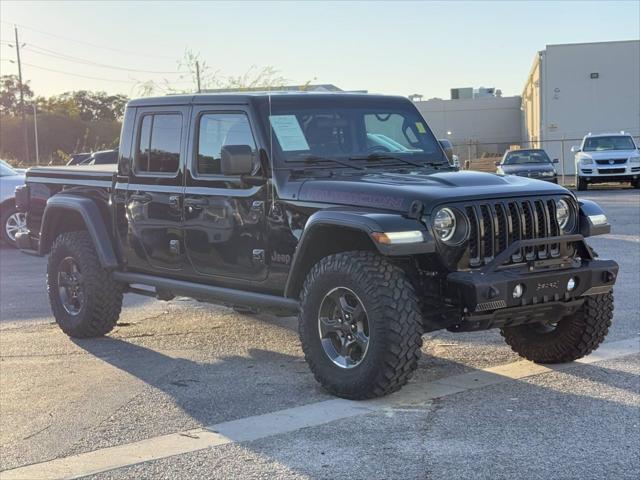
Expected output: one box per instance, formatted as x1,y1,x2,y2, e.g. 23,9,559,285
135,113,182,174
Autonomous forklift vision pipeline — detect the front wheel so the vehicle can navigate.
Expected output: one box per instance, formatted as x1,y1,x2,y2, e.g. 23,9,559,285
298,251,423,399
48,231,123,338
500,293,613,363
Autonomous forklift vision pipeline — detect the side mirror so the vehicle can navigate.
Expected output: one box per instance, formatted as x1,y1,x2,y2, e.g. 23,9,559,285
495,161,501,167
221,145,254,176
570,146,581,153
552,158,559,164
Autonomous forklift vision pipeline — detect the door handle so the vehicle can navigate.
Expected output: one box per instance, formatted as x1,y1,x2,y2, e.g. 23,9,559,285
169,195,181,209
184,197,209,207
130,193,152,203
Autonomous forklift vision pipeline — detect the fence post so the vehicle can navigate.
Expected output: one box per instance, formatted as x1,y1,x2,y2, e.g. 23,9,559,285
560,136,565,186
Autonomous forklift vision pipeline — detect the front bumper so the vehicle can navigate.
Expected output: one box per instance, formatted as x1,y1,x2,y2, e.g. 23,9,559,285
513,173,557,183
446,235,618,329
579,173,639,183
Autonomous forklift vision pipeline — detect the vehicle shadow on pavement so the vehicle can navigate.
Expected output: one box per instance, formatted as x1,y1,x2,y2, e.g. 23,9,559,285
70,335,327,430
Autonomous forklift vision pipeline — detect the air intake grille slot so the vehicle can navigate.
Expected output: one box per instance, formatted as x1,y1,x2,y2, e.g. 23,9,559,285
462,198,564,268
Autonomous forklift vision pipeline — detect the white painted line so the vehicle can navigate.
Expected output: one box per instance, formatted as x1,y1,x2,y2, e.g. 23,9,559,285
2,338,638,480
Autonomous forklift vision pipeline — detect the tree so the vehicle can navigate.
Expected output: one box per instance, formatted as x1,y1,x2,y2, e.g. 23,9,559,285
0,75,33,116
134,49,290,96
44,91,128,121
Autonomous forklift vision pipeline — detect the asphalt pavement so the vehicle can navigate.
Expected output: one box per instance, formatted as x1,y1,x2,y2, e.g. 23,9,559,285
0,189,638,480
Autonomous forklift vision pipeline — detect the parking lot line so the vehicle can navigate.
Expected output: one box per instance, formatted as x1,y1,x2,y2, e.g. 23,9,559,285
2,337,637,480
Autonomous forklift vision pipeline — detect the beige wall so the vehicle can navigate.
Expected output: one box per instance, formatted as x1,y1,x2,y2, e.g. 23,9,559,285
521,52,542,147
414,96,523,157
523,40,640,175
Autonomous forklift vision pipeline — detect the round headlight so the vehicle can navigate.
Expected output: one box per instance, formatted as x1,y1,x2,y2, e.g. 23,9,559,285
433,208,456,242
555,199,571,230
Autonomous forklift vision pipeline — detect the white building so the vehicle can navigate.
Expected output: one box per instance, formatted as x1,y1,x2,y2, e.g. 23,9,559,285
521,40,640,175
414,95,522,157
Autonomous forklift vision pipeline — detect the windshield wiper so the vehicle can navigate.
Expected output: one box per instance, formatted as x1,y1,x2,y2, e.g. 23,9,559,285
349,153,444,168
299,155,365,170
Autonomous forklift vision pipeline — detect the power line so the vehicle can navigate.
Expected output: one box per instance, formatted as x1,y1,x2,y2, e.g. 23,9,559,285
0,20,176,60
20,62,140,84
2,58,197,86
24,43,185,75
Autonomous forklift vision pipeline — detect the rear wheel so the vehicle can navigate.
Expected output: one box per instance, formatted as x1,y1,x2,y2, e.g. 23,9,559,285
47,231,123,338
577,177,588,191
298,251,423,399
500,293,613,363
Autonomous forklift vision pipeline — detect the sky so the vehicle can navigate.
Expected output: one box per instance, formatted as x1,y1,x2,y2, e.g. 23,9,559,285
1,0,639,100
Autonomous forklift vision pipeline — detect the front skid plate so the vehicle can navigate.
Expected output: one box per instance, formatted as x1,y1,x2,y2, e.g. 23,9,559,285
446,258,618,314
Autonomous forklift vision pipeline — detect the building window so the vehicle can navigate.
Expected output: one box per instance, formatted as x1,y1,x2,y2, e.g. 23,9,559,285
136,114,182,173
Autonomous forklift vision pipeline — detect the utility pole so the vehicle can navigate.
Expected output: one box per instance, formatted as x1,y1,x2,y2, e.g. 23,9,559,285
33,103,40,165
195,61,201,93
14,26,30,163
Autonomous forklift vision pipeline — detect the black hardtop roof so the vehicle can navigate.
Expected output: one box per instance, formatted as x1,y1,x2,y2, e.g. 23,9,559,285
127,91,408,108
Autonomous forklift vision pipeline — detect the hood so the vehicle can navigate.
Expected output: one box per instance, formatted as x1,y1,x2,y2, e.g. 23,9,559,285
500,163,555,173
297,170,568,213
579,149,637,160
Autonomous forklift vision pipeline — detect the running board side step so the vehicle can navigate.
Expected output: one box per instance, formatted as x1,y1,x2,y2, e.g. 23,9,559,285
112,271,300,315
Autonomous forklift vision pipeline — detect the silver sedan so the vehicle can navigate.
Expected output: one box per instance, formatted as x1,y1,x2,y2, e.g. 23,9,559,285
0,160,27,247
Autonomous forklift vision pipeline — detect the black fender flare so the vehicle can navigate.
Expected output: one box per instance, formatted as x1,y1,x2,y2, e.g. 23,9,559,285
284,208,435,298
39,194,119,269
578,199,611,237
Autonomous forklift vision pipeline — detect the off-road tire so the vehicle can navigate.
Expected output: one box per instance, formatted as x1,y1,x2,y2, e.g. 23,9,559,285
298,251,423,399
577,177,588,191
47,231,123,338
500,293,613,363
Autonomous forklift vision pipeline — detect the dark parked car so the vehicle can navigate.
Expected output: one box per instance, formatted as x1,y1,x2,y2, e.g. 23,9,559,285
80,149,118,166
497,149,558,183
66,153,92,166
15,93,617,399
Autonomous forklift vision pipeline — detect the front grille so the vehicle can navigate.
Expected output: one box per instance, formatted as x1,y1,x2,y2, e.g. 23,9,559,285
463,198,563,268
595,159,627,165
597,168,626,174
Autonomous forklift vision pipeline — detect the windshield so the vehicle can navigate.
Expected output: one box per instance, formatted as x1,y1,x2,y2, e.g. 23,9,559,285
264,96,447,167
0,160,18,176
503,150,551,165
583,136,636,152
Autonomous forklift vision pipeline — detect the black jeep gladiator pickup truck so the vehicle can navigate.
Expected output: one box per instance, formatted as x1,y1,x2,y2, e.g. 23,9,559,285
15,93,618,399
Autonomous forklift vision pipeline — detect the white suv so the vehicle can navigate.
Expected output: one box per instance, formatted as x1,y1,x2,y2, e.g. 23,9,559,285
572,133,640,191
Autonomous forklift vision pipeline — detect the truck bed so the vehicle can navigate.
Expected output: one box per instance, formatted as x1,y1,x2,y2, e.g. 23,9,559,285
26,164,117,187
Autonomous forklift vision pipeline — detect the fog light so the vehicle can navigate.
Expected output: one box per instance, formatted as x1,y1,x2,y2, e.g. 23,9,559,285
567,277,577,292
513,284,524,299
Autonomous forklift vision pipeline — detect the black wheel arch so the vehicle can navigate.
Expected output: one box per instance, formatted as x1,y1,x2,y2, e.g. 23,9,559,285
39,194,119,269
284,209,435,299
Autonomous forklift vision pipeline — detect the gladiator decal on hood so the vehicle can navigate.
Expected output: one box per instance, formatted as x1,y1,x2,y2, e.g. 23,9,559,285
305,188,405,210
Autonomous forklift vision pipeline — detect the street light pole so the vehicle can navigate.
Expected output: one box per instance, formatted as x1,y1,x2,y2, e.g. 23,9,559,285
32,103,40,165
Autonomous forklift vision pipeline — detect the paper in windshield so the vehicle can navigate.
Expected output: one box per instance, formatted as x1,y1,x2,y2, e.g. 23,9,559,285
269,115,310,151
